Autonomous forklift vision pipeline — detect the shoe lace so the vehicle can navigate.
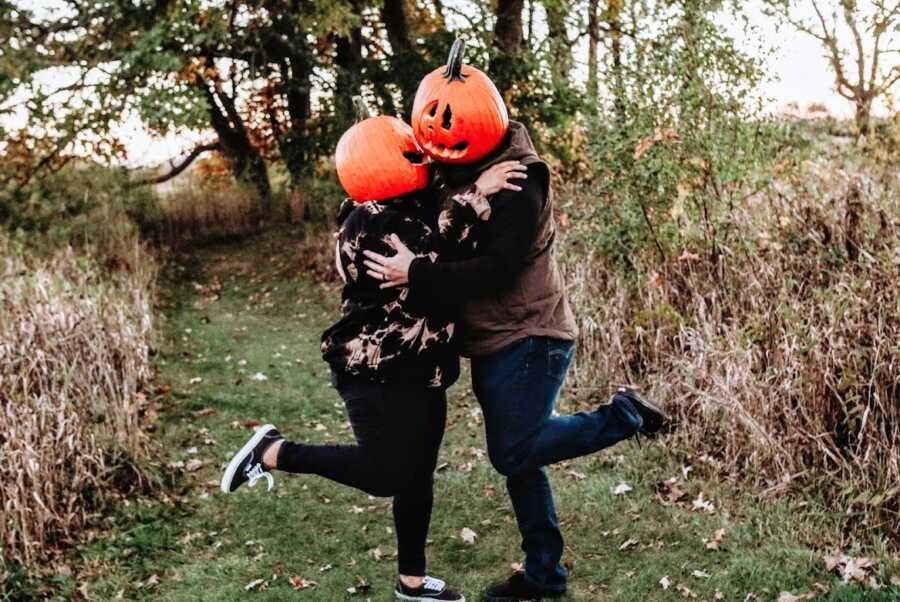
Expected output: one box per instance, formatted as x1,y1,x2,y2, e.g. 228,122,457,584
423,576,445,592
245,463,274,491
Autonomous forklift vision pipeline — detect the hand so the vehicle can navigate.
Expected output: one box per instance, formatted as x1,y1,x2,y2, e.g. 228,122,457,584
474,161,528,196
363,234,415,288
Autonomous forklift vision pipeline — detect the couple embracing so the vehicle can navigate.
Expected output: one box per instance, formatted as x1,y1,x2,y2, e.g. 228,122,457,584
220,39,667,602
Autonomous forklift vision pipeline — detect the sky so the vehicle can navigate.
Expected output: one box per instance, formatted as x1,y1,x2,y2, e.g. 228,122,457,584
6,1,897,168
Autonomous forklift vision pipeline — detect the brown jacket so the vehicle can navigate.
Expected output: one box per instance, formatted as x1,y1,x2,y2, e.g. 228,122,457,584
458,122,577,356
410,122,578,357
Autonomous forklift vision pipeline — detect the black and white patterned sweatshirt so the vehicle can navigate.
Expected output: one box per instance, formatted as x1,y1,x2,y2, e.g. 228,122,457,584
321,185,489,389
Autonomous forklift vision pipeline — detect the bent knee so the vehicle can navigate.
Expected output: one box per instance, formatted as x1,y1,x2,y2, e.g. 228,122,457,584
488,446,530,477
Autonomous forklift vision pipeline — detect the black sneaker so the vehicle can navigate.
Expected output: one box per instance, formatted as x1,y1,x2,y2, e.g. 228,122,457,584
615,386,669,436
220,424,283,493
395,576,465,601
484,573,564,601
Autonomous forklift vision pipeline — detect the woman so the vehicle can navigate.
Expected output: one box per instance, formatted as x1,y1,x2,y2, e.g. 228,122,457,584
220,111,527,602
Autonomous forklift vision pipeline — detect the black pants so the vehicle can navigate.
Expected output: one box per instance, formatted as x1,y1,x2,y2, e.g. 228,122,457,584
277,378,447,576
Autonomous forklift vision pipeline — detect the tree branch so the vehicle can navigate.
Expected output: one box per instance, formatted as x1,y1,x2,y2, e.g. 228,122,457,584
131,142,221,186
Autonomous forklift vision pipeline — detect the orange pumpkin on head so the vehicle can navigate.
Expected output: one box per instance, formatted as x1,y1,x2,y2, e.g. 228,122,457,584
335,97,429,202
411,38,509,164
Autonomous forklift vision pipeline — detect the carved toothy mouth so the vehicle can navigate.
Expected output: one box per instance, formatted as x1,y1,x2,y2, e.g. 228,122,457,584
420,139,470,161
403,151,425,164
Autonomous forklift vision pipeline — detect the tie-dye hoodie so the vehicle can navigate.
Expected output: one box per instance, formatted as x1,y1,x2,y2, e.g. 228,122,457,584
321,186,488,389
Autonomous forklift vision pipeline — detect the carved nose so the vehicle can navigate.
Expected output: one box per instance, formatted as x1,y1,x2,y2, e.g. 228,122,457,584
441,104,453,130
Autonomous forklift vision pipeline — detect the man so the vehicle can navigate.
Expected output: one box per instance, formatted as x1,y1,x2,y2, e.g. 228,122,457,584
365,41,668,602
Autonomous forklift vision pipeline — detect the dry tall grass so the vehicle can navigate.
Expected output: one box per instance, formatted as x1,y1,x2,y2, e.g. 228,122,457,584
155,183,308,246
562,155,900,544
0,235,156,564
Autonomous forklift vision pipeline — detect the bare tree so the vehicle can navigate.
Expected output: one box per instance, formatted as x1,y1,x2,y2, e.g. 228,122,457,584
767,0,900,138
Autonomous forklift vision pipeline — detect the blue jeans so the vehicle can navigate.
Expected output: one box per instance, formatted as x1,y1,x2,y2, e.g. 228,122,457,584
471,336,643,592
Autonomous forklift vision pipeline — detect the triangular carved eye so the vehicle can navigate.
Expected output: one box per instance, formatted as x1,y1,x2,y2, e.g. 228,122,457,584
403,151,425,164
428,102,438,117
441,104,453,129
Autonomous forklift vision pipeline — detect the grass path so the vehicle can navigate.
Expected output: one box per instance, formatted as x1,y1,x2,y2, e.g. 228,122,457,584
77,231,898,601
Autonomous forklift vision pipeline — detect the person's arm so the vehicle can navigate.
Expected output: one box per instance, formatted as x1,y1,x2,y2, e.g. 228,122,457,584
408,162,546,304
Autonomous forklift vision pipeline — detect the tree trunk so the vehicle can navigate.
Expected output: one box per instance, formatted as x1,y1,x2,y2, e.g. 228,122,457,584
855,97,872,140
334,9,365,132
490,0,525,97
382,0,424,117
543,0,572,93
199,81,272,217
587,0,599,111
606,2,626,122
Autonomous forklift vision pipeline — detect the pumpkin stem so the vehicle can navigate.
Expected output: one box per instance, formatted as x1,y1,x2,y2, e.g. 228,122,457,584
352,95,370,121
443,38,467,81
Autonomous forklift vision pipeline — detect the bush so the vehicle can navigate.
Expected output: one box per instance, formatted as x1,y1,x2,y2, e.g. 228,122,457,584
561,146,900,544
0,232,156,565
585,1,790,264
0,163,162,245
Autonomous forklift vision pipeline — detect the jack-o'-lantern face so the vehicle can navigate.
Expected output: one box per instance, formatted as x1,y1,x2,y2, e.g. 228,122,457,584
411,39,509,164
335,98,429,202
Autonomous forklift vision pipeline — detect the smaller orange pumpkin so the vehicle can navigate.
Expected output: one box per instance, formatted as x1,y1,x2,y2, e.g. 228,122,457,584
335,97,430,202
411,38,509,164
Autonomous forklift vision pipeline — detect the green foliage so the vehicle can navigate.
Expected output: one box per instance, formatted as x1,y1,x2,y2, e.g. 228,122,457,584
584,0,789,264
0,163,162,246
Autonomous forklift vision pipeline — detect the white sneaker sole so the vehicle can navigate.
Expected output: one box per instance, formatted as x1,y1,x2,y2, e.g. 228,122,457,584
395,592,465,602
220,424,276,493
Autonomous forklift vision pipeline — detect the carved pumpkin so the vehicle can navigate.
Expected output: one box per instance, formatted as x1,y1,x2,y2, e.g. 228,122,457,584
335,97,429,202
411,39,509,164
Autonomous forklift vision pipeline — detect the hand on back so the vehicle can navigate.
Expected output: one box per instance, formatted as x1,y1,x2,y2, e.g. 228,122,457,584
474,161,528,196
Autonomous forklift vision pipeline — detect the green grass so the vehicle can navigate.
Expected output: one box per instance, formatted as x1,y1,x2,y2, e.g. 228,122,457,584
58,230,898,601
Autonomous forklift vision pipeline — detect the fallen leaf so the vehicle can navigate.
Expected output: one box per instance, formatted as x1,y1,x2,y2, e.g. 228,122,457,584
705,528,727,550
612,483,633,496
777,592,815,602
660,576,671,590
841,556,874,583
677,582,696,598
184,459,204,472
566,470,586,481
656,477,687,505
289,576,317,590
244,578,266,591
346,576,370,595
691,493,715,513
250,372,268,381
619,538,638,551
189,377,202,385
511,562,524,572
691,570,711,579
460,527,477,544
